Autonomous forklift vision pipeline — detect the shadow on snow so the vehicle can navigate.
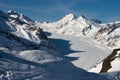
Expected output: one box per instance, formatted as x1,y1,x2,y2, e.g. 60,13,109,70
45,31,85,62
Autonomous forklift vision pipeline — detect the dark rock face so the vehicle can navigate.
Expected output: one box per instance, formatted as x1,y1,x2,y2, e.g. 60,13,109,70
100,49,120,73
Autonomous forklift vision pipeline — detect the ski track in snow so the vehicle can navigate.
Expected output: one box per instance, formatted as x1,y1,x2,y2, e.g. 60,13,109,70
46,32,112,70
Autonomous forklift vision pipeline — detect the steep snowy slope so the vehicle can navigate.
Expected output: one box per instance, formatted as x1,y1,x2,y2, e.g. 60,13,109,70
0,9,57,63
93,22,120,48
0,11,54,51
38,14,100,37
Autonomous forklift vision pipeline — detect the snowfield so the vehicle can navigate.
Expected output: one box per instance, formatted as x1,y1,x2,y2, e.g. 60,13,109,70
0,50,108,80
19,50,62,64
42,31,112,70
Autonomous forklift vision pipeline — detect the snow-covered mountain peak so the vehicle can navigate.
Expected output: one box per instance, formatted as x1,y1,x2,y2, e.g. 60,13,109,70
60,14,88,23
39,13,100,37
0,9,56,55
61,13,75,21
7,10,33,23
77,15,87,20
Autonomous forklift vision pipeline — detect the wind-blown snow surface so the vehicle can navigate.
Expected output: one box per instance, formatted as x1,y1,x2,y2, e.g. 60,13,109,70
0,10,110,80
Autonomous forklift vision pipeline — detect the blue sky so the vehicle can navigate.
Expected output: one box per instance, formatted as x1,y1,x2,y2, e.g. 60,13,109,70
0,0,120,22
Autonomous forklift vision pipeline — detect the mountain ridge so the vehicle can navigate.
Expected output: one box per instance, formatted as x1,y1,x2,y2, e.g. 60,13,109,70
38,13,100,37
0,9,120,80
38,13,120,48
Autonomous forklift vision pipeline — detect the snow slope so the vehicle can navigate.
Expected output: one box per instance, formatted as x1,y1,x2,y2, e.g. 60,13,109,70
93,22,120,48
0,9,55,51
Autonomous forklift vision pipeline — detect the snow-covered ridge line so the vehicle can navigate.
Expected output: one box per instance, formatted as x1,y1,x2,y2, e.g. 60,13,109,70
38,13,120,48
0,9,57,63
94,22,120,48
38,13,100,37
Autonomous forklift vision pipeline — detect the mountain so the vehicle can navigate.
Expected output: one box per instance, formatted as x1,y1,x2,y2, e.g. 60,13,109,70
38,13,100,37
37,13,120,80
0,11,54,51
0,9,58,63
39,14,120,49
0,10,111,80
93,22,120,48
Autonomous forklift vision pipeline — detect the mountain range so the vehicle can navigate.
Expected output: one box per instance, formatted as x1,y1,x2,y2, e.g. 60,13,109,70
0,9,120,80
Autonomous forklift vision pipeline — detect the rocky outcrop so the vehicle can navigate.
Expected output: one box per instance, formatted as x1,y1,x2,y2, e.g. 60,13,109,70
100,48,120,73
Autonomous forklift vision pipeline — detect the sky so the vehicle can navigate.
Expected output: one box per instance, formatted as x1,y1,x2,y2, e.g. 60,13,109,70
0,0,120,23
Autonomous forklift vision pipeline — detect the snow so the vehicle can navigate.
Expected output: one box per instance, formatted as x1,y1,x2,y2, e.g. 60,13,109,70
1,9,120,80
19,50,62,64
60,13,75,22
37,13,113,71
94,22,120,48
88,62,103,73
109,58,120,72
38,14,100,37
89,50,120,73
108,51,120,72
102,71,120,80
44,32,112,70
0,50,108,80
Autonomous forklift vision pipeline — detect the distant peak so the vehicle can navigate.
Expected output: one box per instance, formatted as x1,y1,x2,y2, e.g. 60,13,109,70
61,13,76,21
65,13,75,18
